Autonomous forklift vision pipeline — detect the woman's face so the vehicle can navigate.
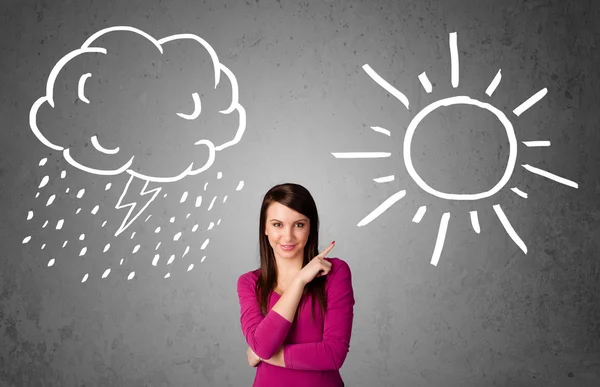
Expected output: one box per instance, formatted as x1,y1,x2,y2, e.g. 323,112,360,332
264,202,311,262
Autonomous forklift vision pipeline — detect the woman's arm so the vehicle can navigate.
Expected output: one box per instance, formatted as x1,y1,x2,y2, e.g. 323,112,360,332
237,275,305,360
270,277,306,323
281,260,355,371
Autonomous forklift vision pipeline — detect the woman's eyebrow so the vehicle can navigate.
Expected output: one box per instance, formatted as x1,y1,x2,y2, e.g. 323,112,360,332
269,218,308,222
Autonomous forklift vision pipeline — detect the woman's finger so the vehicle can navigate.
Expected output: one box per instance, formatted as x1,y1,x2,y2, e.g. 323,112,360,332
317,241,335,258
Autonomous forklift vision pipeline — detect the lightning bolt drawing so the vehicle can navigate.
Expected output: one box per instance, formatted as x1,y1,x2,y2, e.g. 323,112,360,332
114,174,162,237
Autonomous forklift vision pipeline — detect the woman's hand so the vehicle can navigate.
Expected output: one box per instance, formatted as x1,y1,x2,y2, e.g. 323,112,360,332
247,346,261,367
294,241,336,286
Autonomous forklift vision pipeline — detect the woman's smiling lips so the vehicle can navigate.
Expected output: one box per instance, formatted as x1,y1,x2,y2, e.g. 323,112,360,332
280,244,296,251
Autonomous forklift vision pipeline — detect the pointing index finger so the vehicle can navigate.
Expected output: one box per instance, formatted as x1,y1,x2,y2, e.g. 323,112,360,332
318,241,335,258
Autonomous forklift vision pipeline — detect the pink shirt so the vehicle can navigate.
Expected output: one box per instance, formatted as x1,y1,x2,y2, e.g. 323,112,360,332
237,257,354,387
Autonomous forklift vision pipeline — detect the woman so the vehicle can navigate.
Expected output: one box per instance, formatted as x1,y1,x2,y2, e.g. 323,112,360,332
237,183,354,387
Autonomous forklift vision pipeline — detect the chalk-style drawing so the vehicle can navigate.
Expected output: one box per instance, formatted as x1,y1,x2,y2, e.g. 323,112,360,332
332,32,579,266
26,26,247,282
29,26,246,236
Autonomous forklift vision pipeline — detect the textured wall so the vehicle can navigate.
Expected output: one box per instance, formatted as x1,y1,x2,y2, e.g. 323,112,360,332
1,0,599,386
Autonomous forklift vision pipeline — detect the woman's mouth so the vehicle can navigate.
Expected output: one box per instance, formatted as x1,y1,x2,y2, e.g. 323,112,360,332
280,244,296,251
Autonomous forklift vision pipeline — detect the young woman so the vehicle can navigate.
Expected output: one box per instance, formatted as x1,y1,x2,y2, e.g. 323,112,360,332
237,183,354,387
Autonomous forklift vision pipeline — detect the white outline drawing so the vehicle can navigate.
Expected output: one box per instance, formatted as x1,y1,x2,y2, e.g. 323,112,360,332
332,31,579,266
29,26,247,237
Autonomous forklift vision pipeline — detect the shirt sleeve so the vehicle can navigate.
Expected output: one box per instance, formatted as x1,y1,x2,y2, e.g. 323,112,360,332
237,273,293,360
283,259,355,371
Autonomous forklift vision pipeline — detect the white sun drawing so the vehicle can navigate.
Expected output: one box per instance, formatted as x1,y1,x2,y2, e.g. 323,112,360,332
332,32,579,266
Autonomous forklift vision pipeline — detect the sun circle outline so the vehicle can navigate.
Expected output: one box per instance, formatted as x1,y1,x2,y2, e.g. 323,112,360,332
403,95,517,201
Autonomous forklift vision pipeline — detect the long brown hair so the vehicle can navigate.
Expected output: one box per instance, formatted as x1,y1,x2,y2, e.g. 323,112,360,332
256,183,327,323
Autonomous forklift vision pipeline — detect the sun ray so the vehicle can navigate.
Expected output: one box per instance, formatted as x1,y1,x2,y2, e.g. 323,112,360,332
362,64,410,109
371,126,391,136
493,204,527,254
373,175,395,183
522,140,550,147
418,72,433,93
412,205,426,223
511,187,528,198
331,152,391,159
449,32,459,88
430,212,451,266
469,210,480,234
485,69,502,96
357,190,406,227
522,164,578,188
513,88,548,116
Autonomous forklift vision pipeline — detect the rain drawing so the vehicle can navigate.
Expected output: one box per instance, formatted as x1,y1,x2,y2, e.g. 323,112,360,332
24,26,246,282
332,32,579,266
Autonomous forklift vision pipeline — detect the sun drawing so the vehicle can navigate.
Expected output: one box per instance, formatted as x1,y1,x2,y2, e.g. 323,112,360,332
332,32,578,266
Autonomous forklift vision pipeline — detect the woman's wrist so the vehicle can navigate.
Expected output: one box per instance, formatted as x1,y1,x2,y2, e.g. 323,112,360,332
292,276,306,288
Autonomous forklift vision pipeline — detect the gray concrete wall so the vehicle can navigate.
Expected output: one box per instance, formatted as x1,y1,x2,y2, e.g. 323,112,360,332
1,0,598,386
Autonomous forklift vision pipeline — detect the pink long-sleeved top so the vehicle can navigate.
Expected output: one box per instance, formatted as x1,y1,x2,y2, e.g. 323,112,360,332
237,257,354,387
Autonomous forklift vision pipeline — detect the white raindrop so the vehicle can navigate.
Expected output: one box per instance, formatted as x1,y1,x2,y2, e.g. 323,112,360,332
173,232,182,241
79,234,85,241
60,171,66,179
103,244,110,253
27,211,33,220
186,213,191,219
201,256,207,263
119,258,124,265
102,268,111,278
62,240,68,248
39,176,49,188
204,182,208,191
145,214,152,222
76,208,81,214
46,194,56,206
42,220,48,228
41,244,46,250
207,196,217,211
82,274,88,282
223,195,228,203
127,272,135,280
105,183,112,190
180,191,188,203
155,242,161,250
200,239,209,250
152,254,160,266
187,264,194,271
102,221,107,227
79,247,87,256
39,158,47,166
47,258,55,267
236,181,244,191
217,218,221,225
76,189,85,198
207,222,214,230
182,246,190,258
35,192,40,198
132,244,140,254
56,219,64,229
163,193,167,198
65,188,70,193
167,255,175,265
155,227,161,233
217,171,222,179
130,232,136,239
91,205,99,215
22,236,31,244
164,273,170,278
170,217,175,223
